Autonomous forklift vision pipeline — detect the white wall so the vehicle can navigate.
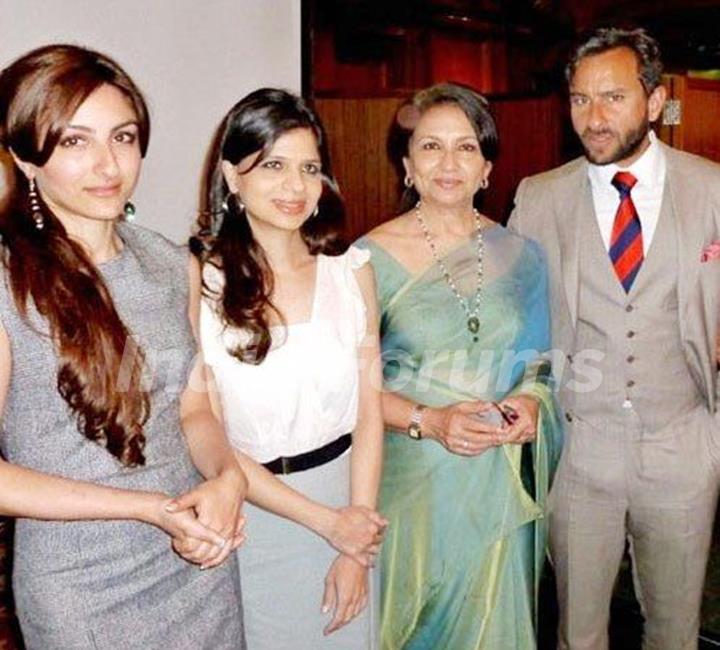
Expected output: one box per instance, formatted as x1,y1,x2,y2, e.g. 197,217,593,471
0,0,301,241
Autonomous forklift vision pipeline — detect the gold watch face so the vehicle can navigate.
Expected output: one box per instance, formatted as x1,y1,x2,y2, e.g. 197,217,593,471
408,423,422,440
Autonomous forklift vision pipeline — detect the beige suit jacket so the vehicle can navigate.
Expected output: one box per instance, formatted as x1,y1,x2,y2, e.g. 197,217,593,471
508,141,720,413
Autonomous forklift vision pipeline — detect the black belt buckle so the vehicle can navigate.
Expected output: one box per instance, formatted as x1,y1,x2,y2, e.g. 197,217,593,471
263,433,352,475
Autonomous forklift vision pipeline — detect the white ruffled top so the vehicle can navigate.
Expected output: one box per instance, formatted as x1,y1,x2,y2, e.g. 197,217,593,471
200,246,370,463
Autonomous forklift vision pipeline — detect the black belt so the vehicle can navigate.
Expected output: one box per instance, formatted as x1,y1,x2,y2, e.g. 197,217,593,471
262,433,352,475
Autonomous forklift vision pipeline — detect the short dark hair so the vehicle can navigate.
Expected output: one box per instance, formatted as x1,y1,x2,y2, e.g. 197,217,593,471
566,27,663,94
391,82,498,212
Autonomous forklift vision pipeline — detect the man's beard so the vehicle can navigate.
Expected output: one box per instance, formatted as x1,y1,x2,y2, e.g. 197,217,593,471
581,118,650,166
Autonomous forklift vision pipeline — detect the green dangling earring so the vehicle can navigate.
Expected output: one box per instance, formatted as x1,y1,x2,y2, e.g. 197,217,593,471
123,201,136,222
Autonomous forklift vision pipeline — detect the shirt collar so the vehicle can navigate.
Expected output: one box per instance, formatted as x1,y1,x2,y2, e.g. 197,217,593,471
587,130,665,192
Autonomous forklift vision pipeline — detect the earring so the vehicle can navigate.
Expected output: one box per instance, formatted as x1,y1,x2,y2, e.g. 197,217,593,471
123,201,136,222
312,205,319,218
213,193,244,237
221,193,244,214
28,178,44,230
404,174,414,189
220,193,231,214
480,178,489,190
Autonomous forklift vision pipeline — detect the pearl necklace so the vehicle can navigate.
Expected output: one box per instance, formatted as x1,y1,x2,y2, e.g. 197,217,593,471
414,201,484,342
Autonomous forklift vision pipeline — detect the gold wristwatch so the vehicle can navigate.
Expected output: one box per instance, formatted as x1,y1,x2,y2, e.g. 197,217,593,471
407,404,426,440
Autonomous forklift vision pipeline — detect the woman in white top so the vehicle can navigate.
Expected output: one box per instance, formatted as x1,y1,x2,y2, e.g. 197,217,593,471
189,88,385,648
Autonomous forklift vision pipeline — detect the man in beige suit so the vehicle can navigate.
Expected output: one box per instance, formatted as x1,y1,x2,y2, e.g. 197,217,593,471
509,27,720,650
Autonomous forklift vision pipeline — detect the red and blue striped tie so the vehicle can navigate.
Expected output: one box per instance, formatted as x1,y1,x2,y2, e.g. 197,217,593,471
609,171,643,292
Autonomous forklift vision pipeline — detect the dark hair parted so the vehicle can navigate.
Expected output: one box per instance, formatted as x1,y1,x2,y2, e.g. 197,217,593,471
0,44,150,466
390,82,499,213
190,88,346,365
566,27,663,94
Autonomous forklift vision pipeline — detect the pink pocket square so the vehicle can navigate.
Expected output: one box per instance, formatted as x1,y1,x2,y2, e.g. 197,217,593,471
701,241,720,262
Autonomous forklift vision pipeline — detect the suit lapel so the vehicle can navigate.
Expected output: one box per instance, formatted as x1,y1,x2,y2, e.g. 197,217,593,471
664,143,719,409
556,162,591,328
665,145,705,329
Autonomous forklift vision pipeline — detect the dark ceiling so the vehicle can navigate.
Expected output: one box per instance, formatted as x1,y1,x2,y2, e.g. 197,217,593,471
315,0,720,71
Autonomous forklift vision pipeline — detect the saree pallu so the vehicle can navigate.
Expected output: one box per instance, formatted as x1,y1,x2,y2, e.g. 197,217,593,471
359,227,563,650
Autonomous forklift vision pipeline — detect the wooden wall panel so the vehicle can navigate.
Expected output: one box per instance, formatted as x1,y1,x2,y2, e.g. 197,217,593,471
660,75,720,163
675,77,720,162
316,94,564,240
313,31,391,96
428,35,509,94
486,94,564,222
316,97,404,239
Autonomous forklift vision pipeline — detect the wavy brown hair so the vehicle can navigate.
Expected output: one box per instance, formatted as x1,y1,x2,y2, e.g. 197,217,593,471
0,44,150,466
190,88,346,364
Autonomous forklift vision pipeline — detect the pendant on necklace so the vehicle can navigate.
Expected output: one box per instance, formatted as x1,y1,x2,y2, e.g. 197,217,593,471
467,316,480,334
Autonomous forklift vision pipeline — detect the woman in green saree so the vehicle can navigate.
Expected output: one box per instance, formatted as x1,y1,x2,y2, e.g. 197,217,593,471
357,83,563,649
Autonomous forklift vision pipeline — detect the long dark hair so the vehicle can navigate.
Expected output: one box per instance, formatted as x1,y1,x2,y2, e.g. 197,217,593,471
191,88,346,365
0,44,151,466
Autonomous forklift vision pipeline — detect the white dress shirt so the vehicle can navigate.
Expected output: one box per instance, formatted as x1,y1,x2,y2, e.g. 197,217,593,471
587,130,666,255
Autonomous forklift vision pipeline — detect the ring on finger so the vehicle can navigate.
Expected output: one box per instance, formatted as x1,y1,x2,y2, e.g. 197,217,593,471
462,440,468,449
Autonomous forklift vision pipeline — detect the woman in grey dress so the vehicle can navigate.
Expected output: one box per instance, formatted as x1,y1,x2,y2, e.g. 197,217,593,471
0,45,246,649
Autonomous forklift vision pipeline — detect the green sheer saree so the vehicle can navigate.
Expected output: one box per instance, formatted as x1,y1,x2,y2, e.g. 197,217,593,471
359,226,563,649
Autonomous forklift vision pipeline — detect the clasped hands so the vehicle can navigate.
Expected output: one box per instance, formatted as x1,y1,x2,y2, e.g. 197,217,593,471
425,395,540,456
320,506,388,635
146,465,248,570
149,469,388,572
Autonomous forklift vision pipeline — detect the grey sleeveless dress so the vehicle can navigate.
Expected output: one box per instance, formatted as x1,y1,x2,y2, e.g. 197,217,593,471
0,224,245,649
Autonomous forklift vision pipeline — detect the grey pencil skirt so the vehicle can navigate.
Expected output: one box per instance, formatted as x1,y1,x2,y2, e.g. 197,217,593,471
237,451,379,649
